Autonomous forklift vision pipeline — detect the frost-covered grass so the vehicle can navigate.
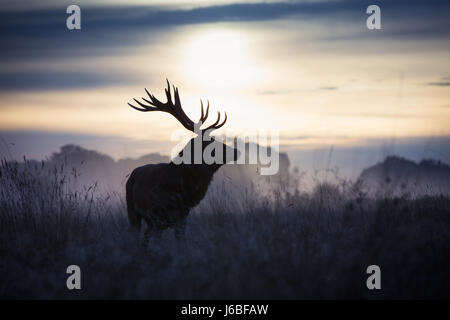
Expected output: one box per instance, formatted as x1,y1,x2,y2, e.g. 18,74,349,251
0,159,449,299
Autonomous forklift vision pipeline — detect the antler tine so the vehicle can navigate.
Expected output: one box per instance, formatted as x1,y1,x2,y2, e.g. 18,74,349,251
204,100,210,122
202,111,223,132
127,97,158,112
143,88,163,107
199,100,210,124
144,88,154,101
171,85,194,128
165,79,172,104
214,112,227,129
141,96,152,105
127,85,163,111
173,85,181,108
128,102,149,112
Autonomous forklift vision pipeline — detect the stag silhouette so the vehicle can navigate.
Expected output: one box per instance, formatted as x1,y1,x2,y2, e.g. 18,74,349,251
126,80,239,238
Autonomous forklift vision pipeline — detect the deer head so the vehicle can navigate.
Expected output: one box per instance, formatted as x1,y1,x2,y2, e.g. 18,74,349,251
128,80,239,167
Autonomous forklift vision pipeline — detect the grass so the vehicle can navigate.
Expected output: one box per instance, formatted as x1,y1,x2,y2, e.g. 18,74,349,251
0,158,449,299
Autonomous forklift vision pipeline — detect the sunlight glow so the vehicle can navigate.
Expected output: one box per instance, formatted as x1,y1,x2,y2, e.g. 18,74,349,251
184,29,258,89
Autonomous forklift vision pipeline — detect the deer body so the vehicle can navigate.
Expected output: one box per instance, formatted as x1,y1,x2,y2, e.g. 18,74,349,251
126,162,220,233
126,80,238,237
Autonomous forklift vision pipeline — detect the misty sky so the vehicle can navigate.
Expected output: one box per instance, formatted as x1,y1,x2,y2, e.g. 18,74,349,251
0,0,449,176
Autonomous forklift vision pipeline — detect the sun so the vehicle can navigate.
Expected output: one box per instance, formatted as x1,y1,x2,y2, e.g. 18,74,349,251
184,29,257,89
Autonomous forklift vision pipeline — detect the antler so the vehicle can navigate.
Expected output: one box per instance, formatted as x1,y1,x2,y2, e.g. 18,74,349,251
202,111,227,132
128,79,227,134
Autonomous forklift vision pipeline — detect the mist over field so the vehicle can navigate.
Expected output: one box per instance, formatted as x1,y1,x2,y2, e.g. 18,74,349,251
1,144,449,299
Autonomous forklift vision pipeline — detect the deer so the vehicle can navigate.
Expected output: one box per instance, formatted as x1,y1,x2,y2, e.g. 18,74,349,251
126,80,239,239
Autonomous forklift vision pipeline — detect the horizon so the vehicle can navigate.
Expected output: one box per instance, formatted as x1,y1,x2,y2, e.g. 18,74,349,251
2,132,449,181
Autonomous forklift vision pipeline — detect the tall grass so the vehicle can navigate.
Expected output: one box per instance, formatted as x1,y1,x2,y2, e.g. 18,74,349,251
0,159,449,299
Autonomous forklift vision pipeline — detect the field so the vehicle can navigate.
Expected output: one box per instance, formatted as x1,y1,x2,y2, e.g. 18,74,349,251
1,159,449,299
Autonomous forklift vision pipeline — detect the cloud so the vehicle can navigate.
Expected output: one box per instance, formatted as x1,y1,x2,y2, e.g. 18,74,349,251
1,0,449,90
280,135,312,141
0,71,140,91
258,89,294,95
1,0,449,60
328,112,438,119
427,82,450,87
318,86,338,91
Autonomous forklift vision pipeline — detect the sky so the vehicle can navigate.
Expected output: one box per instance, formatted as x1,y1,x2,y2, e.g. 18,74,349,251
0,0,449,177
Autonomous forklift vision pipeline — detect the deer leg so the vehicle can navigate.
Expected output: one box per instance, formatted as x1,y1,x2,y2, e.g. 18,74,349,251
174,211,189,241
174,221,186,240
126,201,142,234
128,210,142,235
144,218,162,242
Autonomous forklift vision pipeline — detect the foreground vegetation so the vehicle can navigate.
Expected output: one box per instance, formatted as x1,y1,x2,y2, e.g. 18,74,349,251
0,159,449,299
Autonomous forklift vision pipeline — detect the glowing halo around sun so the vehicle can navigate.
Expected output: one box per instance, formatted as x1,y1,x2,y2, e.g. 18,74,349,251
184,29,258,89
